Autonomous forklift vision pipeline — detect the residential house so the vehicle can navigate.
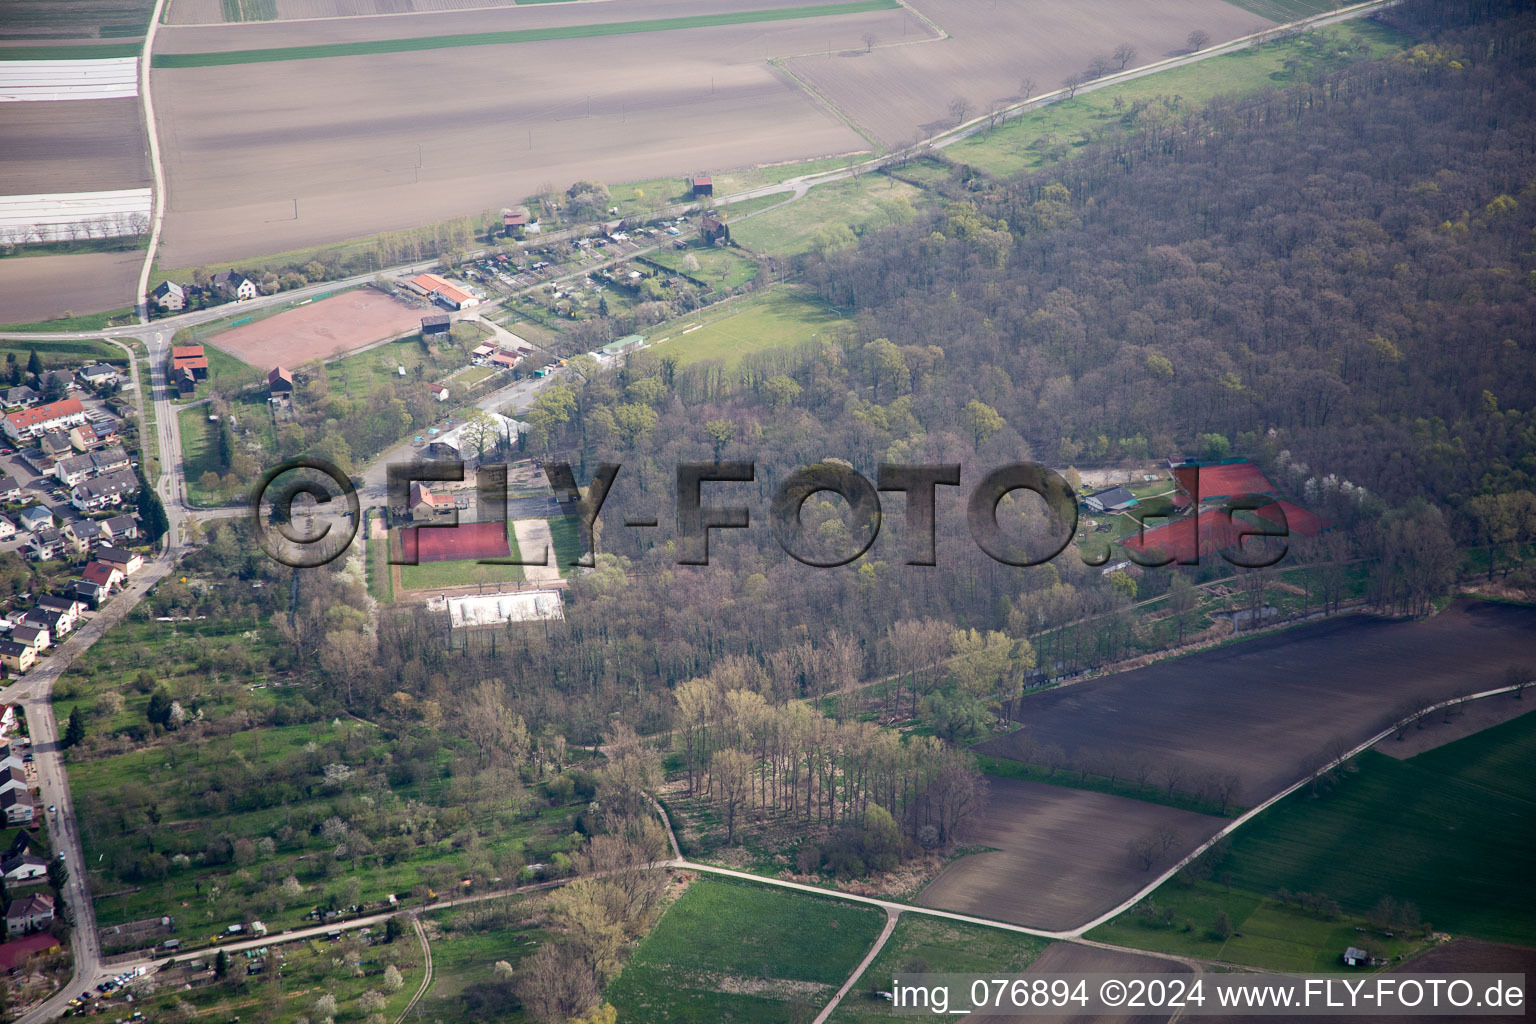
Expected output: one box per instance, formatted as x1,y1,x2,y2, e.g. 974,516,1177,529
55,514,98,554
0,476,20,502
70,468,138,511
0,517,13,543
699,210,728,243
267,366,294,399
0,747,19,774
20,608,69,639
0,932,60,973
99,515,139,545
76,363,121,388
0,641,34,676
174,366,197,397
82,561,124,592
95,547,142,576
426,384,449,403
409,482,456,522
15,507,52,533
67,579,104,610
0,788,34,826
8,626,46,653
67,423,100,451
151,279,186,311
0,766,26,797
54,446,128,486
38,431,72,461
4,893,54,935
0,854,47,886
212,270,258,301
0,387,37,410
26,530,65,562
38,594,85,619
2,397,87,443
34,371,75,397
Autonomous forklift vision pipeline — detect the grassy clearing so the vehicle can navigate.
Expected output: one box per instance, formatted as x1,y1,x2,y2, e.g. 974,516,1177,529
0,235,147,260
0,307,136,332
0,336,125,371
645,239,760,292
176,405,222,505
730,174,920,257
1089,710,1536,967
946,22,1413,179
416,899,551,1022
828,917,1049,1023
606,876,885,1023
648,287,849,366
152,0,901,67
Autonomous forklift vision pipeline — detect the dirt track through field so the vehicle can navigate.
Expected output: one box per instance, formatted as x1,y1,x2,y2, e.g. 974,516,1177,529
204,288,427,366
915,779,1223,931
976,600,1536,801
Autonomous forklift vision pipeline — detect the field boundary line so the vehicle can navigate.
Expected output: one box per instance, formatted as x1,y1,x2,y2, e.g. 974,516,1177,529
134,0,170,324
1065,683,1528,938
813,906,900,1024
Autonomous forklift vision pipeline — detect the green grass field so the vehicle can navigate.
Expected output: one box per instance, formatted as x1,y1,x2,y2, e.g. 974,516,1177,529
0,307,136,332
729,175,921,257
648,287,849,366
606,876,885,1023
0,337,125,372
828,917,1049,1023
152,0,900,67
645,240,761,292
416,900,551,1022
1089,709,1536,966
945,23,1413,180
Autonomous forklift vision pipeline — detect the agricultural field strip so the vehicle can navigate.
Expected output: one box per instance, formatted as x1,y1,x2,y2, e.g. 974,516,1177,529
0,189,153,235
0,57,138,100
151,0,901,65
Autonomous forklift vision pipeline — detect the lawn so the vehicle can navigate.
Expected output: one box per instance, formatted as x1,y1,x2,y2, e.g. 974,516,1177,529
828,916,1049,1023
945,22,1414,180
647,287,849,366
729,175,921,257
152,0,901,67
1088,710,1536,966
606,876,886,1023
0,307,137,332
415,898,552,1023
177,405,222,505
169,332,263,401
645,239,760,292
0,337,125,372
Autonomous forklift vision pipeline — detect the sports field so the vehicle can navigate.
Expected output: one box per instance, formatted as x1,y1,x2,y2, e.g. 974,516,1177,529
203,289,426,366
648,287,849,365
605,876,885,1023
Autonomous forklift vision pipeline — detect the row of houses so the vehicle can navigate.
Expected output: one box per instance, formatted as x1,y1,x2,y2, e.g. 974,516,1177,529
1,396,87,444
18,512,139,561
0,364,121,414
0,548,140,676
151,270,258,313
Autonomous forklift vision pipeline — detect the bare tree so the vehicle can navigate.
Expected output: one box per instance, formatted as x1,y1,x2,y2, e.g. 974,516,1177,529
712,747,753,844
1505,664,1533,699
948,96,972,124
1018,76,1036,100
1062,73,1085,99
1088,54,1114,79
1187,29,1211,52
1113,43,1136,70
861,31,876,52
1160,758,1188,798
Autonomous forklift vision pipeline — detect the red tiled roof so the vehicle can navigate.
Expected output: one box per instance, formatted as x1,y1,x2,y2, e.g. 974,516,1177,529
82,562,119,587
4,397,84,432
171,345,204,360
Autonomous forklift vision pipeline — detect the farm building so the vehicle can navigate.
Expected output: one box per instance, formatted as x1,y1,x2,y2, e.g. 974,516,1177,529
430,590,564,629
267,366,294,399
421,313,451,337
151,280,185,311
174,366,197,397
699,210,728,243
409,273,479,311
1083,485,1137,513
1342,947,1370,967
690,173,713,198
502,208,530,235
1171,458,1276,506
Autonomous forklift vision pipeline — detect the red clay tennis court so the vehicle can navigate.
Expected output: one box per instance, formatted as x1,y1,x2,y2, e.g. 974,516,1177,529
206,289,424,367
397,521,510,564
